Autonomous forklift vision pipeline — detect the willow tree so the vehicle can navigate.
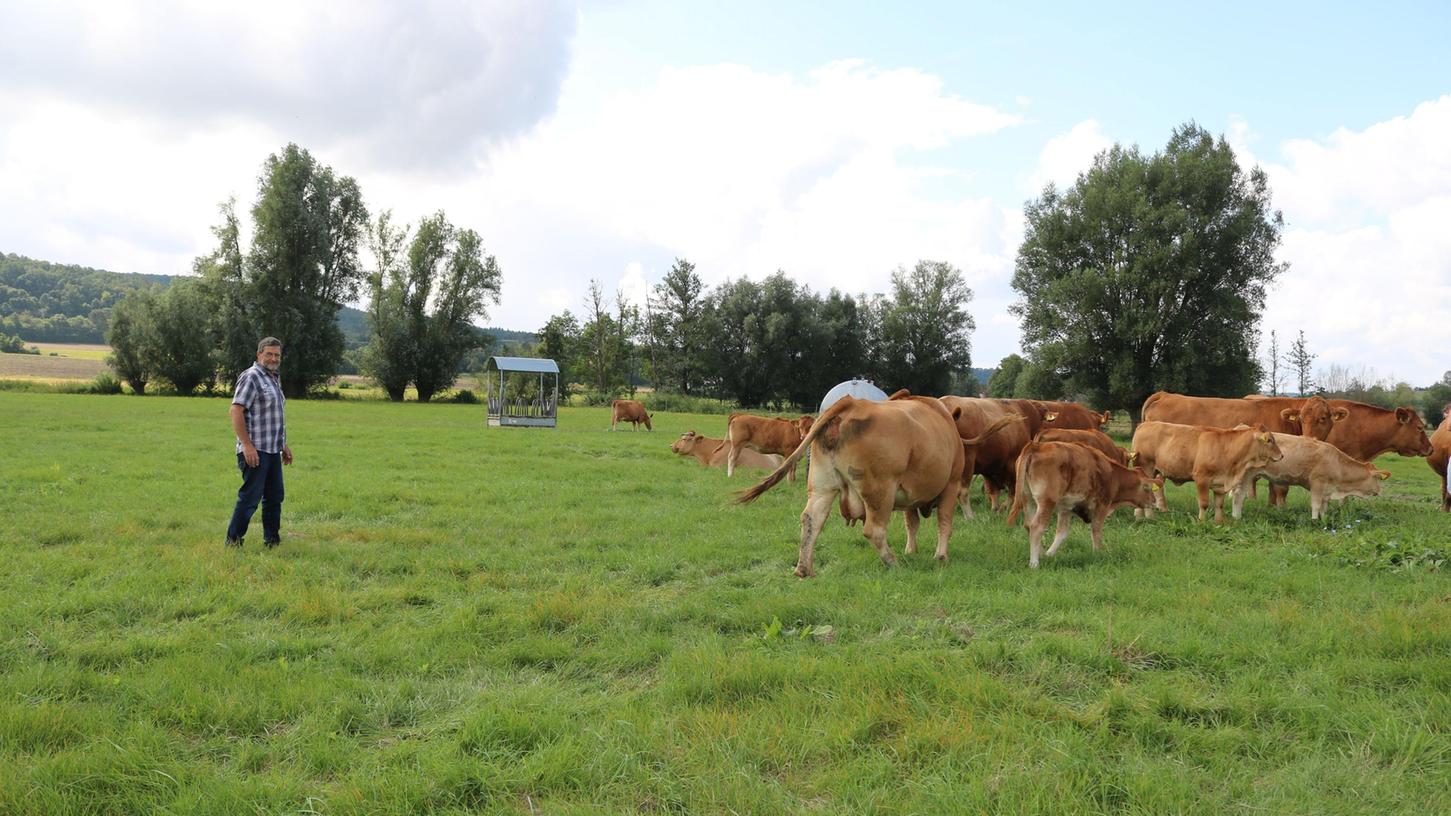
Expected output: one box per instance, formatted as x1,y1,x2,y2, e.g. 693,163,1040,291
1012,123,1285,423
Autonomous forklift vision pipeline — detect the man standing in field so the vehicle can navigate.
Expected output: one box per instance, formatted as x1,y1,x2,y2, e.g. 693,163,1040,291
225,337,293,548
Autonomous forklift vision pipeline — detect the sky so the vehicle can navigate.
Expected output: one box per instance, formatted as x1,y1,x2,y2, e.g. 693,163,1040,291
2,0,1448,385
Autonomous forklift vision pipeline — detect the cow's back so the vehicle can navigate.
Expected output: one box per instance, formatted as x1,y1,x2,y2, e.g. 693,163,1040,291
1037,427,1128,465
1142,392,1291,433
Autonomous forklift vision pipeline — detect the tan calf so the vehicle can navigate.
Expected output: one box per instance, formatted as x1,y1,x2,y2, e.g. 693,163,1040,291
1425,413,1450,512
725,413,813,480
1005,441,1159,568
1131,421,1284,523
670,431,783,470
1238,433,1389,520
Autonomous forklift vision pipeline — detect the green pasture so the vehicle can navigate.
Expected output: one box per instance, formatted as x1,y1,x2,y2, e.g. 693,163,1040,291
1,393,1447,815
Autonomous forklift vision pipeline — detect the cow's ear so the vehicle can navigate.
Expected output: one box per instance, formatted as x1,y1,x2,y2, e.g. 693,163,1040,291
951,406,962,421
1332,408,1351,422
1044,411,1059,421
1256,423,1270,433
1376,470,1391,480
1395,407,1413,424
1280,408,1300,422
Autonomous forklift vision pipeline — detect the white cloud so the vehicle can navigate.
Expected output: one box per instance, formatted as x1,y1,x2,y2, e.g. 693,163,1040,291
1025,119,1111,195
1256,98,1451,385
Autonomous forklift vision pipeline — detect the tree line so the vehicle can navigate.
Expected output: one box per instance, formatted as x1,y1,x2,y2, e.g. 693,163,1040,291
535,259,979,410
0,254,174,343
104,144,503,400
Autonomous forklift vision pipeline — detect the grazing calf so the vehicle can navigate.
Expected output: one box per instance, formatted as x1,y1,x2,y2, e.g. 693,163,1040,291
1005,441,1159,568
610,399,652,431
725,413,813,480
737,392,964,577
670,431,783,470
1427,413,1451,512
1238,433,1390,520
1131,421,1284,523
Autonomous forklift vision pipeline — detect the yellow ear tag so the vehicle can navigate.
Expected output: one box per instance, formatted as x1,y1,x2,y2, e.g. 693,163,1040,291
1149,482,1161,492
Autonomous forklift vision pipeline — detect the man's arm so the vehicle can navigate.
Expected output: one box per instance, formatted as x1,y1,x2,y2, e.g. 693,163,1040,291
230,404,259,467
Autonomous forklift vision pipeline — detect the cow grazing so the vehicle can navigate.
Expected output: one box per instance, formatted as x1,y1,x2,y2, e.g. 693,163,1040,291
1238,433,1390,520
1130,421,1284,522
725,413,814,480
1323,400,1434,462
941,397,1042,514
1005,441,1159,568
737,392,965,577
1428,413,1451,512
610,399,652,431
1037,401,1112,430
670,431,784,471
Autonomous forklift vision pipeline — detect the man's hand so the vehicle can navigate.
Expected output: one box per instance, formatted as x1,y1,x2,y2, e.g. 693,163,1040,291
242,443,260,468
282,445,293,466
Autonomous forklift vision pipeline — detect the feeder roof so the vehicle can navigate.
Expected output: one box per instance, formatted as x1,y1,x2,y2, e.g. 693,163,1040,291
486,356,560,374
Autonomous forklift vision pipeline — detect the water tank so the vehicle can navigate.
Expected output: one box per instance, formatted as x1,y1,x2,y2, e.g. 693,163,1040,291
818,379,889,414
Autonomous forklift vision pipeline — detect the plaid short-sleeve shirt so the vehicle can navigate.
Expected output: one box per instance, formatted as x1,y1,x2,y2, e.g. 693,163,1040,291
232,363,286,454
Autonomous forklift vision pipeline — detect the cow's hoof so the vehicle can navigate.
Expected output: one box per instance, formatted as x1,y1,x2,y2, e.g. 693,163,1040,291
934,553,947,563
793,565,814,578
880,556,897,568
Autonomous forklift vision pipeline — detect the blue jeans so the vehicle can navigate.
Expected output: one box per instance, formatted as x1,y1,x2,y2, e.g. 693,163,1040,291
226,451,284,543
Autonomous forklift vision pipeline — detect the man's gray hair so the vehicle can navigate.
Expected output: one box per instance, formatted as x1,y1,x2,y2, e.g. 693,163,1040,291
257,337,283,353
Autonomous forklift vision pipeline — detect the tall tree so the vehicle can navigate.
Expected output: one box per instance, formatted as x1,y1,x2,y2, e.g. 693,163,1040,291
578,280,637,396
646,258,709,395
359,210,414,400
247,144,368,397
363,211,503,402
1012,123,1285,423
148,279,216,395
1284,329,1315,396
1263,329,1284,396
105,288,157,395
987,354,1026,398
877,260,974,397
194,198,255,386
537,311,581,391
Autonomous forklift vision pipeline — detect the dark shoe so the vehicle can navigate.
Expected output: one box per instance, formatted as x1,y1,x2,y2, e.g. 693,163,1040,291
264,538,281,549
225,536,244,548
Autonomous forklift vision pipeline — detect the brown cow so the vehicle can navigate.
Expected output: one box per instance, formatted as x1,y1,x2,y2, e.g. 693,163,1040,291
1428,412,1451,512
941,397,1037,516
610,399,652,431
1323,400,1434,461
1239,433,1390,520
725,413,814,480
1034,427,1132,466
737,393,965,577
1005,441,1160,568
670,431,784,470
1131,421,1284,522
1145,391,1345,506
1037,401,1112,430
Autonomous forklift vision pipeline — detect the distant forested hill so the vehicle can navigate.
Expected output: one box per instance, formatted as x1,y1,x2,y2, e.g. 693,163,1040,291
0,253,176,343
0,252,500,349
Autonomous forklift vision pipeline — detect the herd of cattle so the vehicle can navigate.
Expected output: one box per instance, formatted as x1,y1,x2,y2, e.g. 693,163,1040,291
609,393,1451,577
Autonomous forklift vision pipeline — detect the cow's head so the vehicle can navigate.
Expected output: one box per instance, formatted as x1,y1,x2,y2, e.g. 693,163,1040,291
670,431,700,454
1252,425,1285,465
1284,395,1342,440
1393,407,1433,456
796,415,815,435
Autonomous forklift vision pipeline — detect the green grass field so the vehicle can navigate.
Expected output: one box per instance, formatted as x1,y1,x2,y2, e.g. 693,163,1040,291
1,393,1447,815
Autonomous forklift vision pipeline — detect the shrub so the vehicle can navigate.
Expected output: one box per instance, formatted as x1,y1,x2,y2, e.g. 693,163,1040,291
87,372,123,395
641,391,738,415
450,389,480,404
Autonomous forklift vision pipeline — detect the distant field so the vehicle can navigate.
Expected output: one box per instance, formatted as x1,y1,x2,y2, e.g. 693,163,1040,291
0,351,107,379
0,393,1447,814
25,342,112,360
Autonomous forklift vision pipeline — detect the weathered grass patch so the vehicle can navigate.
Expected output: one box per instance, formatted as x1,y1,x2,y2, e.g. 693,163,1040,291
1,392,1447,814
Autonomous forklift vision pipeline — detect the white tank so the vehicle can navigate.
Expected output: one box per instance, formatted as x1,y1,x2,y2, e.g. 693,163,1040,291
818,379,889,414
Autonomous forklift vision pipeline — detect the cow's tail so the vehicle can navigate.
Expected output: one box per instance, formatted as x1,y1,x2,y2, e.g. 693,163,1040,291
1005,442,1037,527
736,398,853,505
724,412,741,443
961,413,1023,447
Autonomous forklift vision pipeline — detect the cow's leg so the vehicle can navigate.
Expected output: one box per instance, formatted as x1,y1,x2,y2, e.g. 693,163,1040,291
1310,487,1325,521
1269,483,1289,507
1195,480,1211,522
957,471,976,519
903,506,920,554
725,442,738,478
1089,509,1108,552
1442,474,1450,512
1231,479,1249,520
932,481,960,562
859,487,898,567
794,490,835,578
1212,488,1227,524
786,459,797,483
1044,506,1073,558
1027,497,1053,568
984,478,1002,512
